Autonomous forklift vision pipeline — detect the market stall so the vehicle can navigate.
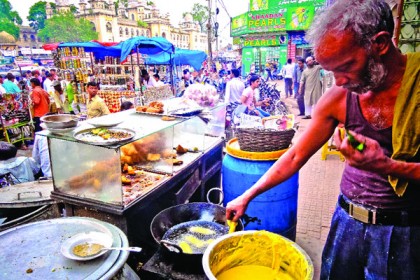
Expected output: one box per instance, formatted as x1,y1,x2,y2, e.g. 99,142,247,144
46,37,177,113
0,90,33,145
39,98,226,272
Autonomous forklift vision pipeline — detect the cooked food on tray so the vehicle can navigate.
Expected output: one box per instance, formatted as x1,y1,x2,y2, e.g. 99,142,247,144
176,144,189,155
90,128,132,140
161,116,176,121
74,128,134,145
136,101,164,114
176,144,199,154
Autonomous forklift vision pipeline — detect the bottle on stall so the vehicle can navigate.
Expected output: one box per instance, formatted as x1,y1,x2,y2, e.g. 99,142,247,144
72,47,78,57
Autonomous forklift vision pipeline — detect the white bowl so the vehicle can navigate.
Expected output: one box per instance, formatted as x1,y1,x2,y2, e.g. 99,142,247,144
61,231,113,261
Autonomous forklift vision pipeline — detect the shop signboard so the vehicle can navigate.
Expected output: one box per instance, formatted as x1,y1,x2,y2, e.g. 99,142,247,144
250,0,325,11
231,13,248,38
241,47,255,76
279,45,288,66
233,34,288,47
250,0,269,11
231,5,315,37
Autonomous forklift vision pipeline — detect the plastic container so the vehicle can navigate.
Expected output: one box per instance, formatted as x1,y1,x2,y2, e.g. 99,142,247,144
222,138,299,240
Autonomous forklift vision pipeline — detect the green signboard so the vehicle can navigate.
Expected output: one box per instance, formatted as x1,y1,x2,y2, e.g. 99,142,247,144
250,0,269,11
251,0,325,11
242,47,255,76
231,5,315,37
233,35,287,47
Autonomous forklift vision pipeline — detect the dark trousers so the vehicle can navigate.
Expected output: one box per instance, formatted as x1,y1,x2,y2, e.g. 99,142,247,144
322,201,420,279
266,70,272,81
297,93,305,115
284,78,293,97
293,83,300,98
33,117,42,132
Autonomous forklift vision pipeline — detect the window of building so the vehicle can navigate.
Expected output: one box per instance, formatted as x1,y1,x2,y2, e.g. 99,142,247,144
120,27,123,36
106,22,112,33
125,28,129,36
162,32,166,38
131,28,134,36
146,30,150,37
90,22,96,32
30,34,36,42
136,30,139,36
131,14,135,21
23,34,28,42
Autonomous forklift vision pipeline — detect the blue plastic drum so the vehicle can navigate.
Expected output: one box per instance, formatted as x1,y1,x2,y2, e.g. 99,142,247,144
222,139,299,240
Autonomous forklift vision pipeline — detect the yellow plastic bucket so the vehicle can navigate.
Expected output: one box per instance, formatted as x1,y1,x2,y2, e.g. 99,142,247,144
202,230,313,280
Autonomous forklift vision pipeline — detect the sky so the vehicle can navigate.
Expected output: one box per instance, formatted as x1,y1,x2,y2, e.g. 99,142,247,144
9,0,249,45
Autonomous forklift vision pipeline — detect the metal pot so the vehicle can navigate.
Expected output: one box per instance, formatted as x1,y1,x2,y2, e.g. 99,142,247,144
150,202,243,258
202,231,314,280
40,114,79,129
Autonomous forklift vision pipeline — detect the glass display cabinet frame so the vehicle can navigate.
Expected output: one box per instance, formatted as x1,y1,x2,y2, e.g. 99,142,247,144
40,102,226,210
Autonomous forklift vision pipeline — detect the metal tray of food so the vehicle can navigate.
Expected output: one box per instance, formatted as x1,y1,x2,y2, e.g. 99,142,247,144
73,127,135,146
0,217,128,280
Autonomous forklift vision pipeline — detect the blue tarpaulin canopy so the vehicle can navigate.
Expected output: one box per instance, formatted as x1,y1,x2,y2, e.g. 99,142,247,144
144,48,207,71
119,36,175,62
58,42,121,60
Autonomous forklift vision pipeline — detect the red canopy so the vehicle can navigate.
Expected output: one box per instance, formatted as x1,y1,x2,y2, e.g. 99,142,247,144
42,43,61,51
42,41,119,51
91,40,120,47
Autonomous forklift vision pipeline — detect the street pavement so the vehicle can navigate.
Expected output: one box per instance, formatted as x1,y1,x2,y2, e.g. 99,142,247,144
273,79,344,279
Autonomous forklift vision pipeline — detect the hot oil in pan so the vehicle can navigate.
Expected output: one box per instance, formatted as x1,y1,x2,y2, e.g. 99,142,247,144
163,221,228,254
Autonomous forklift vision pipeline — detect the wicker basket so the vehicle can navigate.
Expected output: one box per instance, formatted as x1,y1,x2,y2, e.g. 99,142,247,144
235,127,295,152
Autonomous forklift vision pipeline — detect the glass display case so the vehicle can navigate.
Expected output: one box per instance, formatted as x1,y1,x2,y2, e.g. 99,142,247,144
41,105,224,208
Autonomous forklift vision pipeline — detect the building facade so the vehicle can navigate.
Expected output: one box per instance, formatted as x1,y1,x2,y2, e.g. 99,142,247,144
48,0,208,51
17,26,44,49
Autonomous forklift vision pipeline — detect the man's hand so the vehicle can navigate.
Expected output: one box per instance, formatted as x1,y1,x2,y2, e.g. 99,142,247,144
334,128,390,173
226,194,250,222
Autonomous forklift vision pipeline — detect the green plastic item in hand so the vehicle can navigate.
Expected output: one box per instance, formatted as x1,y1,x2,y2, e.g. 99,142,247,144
346,129,365,152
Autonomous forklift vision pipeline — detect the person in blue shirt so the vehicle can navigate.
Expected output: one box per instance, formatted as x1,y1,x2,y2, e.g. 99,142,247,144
0,141,39,184
2,73,22,95
32,125,51,178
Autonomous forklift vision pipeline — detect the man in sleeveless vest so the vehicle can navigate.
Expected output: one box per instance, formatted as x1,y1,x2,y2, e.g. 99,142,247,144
226,0,420,278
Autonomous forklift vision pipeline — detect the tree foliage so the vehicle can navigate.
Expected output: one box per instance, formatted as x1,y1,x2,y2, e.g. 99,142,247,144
28,1,57,31
70,4,78,14
0,0,22,24
0,0,22,39
137,20,149,28
0,18,19,39
38,12,98,43
182,3,211,32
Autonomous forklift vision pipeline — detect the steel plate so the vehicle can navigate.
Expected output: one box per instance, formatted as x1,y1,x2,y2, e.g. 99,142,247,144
73,127,135,146
0,217,126,280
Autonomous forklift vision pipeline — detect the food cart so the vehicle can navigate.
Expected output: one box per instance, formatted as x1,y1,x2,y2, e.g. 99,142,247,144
39,98,225,271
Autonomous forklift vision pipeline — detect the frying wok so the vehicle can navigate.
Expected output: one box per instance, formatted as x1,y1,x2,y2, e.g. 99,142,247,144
150,202,243,257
